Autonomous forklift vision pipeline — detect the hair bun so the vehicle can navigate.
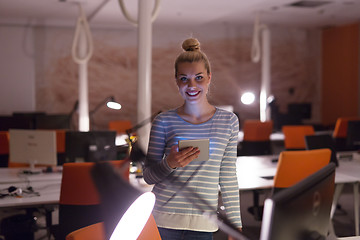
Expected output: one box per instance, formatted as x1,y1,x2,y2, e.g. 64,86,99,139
182,38,200,52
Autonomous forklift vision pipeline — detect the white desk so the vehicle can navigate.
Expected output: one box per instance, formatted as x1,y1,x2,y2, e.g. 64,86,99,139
236,154,360,236
0,168,62,208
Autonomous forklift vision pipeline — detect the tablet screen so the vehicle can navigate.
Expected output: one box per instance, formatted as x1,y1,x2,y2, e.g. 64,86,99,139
178,139,209,162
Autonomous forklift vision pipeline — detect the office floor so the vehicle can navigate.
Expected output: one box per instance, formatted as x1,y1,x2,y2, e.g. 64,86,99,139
5,183,356,240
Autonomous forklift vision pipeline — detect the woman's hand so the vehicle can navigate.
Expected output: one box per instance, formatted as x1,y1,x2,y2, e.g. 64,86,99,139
166,145,200,169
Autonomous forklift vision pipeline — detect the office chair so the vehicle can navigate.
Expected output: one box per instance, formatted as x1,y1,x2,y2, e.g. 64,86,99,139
65,214,161,240
108,120,132,135
54,160,129,240
65,222,105,240
333,117,360,151
249,148,331,221
0,131,9,167
238,120,274,221
305,134,339,167
55,129,66,165
273,148,331,191
238,120,273,156
282,125,315,150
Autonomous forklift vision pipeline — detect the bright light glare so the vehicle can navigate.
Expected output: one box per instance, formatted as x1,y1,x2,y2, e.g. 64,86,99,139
115,134,128,146
107,101,122,110
267,95,275,104
110,192,156,240
241,92,255,105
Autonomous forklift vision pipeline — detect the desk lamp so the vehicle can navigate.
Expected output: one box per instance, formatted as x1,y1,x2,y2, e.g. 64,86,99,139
91,161,155,240
90,96,121,116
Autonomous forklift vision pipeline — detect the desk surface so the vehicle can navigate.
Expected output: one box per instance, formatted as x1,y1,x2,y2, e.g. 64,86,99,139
0,168,62,208
0,167,62,184
236,152,360,191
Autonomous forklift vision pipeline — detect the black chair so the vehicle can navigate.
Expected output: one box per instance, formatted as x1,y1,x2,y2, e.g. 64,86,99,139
305,133,339,167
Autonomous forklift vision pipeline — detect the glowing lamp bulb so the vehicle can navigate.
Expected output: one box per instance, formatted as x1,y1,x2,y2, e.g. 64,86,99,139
241,92,255,105
107,101,122,110
110,192,156,240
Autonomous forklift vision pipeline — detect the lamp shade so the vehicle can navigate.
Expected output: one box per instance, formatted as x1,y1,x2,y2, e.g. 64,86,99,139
91,161,155,239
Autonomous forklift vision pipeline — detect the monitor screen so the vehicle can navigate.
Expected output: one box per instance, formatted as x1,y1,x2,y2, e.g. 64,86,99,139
0,115,34,131
65,131,117,163
305,134,339,167
346,120,360,150
260,163,336,240
9,129,57,167
35,114,71,129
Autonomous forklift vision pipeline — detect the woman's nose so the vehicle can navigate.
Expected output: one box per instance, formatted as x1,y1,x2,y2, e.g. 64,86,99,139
188,79,196,87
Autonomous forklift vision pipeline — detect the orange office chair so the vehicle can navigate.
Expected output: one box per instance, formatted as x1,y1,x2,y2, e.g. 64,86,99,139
108,120,132,135
273,148,331,190
249,148,331,221
55,129,66,165
65,222,105,240
54,160,129,240
238,120,273,156
0,131,9,167
333,117,360,151
282,125,315,150
65,214,161,240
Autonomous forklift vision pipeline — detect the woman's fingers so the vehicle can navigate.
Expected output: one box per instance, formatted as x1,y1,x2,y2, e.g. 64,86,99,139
167,145,200,168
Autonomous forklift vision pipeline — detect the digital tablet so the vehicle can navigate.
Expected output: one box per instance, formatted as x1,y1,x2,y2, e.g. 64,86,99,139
178,139,209,162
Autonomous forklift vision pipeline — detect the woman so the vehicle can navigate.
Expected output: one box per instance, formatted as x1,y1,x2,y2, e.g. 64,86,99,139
143,38,242,239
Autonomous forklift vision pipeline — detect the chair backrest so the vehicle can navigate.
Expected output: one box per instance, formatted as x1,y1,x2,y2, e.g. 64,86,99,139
58,160,129,240
282,125,315,150
239,120,274,156
273,149,331,189
305,134,338,166
65,214,161,240
56,129,66,153
66,222,105,240
333,117,360,139
108,120,132,135
0,131,9,167
0,131,9,155
243,120,273,141
137,214,162,240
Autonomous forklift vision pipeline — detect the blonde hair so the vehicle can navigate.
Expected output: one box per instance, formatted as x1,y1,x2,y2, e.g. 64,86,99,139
174,38,211,77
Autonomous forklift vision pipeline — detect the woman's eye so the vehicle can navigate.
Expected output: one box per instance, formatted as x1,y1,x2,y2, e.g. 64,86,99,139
180,77,188,82
195,76,203,81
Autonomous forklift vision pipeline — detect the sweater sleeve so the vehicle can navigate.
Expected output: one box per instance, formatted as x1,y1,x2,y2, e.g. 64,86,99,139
143,114,175,185
218,114,242,228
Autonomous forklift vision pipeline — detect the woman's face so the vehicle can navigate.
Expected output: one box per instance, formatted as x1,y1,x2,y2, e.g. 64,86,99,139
175,61,211,104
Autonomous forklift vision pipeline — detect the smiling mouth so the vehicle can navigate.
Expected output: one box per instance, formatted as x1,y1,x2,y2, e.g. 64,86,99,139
186,91,200,97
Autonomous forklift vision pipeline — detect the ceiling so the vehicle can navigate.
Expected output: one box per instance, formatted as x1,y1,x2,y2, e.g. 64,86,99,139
0,0,359,29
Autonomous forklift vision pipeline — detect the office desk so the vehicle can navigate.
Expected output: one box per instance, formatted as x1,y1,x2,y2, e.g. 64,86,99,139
0,168,62,184
236,154,360,236
0,168,62,207
0,168,62,239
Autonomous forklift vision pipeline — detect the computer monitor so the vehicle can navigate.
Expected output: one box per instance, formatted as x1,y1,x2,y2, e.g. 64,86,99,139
65,131,117,163
346,120,360,151
305,134,339,167
9,129,58,171
260,163,336,240
35,114,71,129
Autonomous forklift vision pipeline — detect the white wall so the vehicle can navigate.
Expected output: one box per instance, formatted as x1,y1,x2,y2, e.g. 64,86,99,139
0,26,35,115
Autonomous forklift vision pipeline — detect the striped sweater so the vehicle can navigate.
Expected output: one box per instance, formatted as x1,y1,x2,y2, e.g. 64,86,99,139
143,108,242,232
